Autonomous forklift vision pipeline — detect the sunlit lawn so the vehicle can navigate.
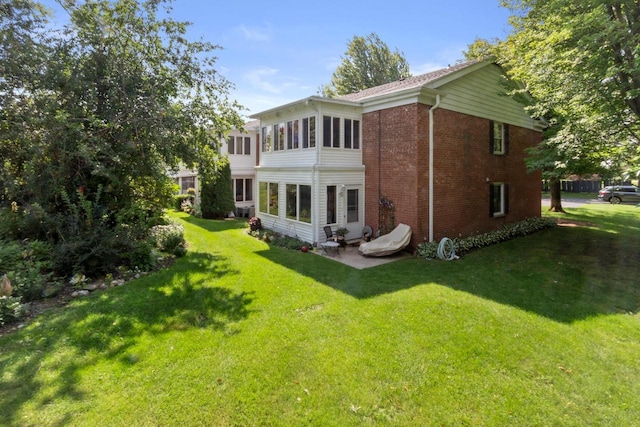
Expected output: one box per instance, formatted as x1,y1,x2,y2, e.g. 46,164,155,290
1,203,639,426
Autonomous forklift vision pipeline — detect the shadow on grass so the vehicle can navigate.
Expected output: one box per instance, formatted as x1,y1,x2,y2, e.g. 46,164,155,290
256,218,640,324
0,251,253,426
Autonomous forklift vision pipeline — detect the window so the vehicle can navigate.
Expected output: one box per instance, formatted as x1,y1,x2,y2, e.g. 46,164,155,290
276,124,285,151
490,121,509,155
327,185,336,224
299,185,311,223
259,182,268,212
244,137,251,155
490,183,509,217
262,127,272,152
285,184,311,223
235,178,253,202
303,116,316,148
347,188,358,222
269,182,279,214
181,176,195,193
245,179,253,201
285,120,299,150
228,136,235,155
286,184,297,220
323,116,340,148
344,119,360,149
258,182,278,215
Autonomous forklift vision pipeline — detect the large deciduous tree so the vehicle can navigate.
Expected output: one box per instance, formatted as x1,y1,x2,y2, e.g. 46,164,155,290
0,0,243,274
498,0,640,211
320,32,411,98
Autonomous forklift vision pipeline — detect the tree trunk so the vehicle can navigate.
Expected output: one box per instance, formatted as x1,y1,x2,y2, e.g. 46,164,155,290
548,178,566,213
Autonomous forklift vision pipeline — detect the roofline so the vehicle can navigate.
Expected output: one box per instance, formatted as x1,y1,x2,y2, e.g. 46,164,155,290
249,96,362,119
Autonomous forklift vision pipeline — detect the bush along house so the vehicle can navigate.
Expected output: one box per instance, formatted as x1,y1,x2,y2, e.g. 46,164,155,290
249,60,545,250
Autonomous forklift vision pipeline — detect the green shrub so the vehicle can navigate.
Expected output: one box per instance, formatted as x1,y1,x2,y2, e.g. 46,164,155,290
0,295,25,326
173,194,194,211
248,228,310,250
417,217,556,259
149,223,187,257
0,240,58,302
122,241,157,271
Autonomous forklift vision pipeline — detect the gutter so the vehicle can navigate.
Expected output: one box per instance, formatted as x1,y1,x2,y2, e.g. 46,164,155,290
428,94,441,242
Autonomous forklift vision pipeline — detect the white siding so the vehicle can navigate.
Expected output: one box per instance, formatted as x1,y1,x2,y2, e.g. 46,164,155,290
437,65,538,130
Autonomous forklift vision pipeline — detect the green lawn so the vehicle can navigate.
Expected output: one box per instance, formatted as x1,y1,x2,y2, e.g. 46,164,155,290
1,204,639,426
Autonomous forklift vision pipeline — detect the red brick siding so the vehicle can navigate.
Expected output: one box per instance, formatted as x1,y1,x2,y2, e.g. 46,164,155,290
362,104,542,249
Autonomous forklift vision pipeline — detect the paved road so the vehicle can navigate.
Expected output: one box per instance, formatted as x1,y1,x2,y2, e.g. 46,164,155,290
541,197,604,208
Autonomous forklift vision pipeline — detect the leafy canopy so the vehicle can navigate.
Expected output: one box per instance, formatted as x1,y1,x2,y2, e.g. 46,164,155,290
498,0,640,181
321,32,411,98
0,0,243,274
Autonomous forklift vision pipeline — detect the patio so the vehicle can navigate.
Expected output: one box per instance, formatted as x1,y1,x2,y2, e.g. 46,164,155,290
313,242,413,269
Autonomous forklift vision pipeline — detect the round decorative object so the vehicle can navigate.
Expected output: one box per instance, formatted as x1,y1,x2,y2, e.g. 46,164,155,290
301,246,308,252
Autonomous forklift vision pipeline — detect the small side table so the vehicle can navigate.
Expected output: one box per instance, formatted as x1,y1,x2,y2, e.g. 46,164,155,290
321,241,340,256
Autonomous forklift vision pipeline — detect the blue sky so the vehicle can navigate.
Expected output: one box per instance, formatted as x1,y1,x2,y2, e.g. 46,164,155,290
40,0,514,118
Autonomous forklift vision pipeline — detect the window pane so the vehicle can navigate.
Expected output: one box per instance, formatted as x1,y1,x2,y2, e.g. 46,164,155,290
293,120,299,149
287,121,293,150
323,116,331,147
493,122,503,153
300,185,311,223
244,137,251,155
492,183,503,215
269,183,279,215
228,136,235,154
182,176,195,193
286,184,297,220
303,118,309,148
259,182,268,212
235,179,243,201
327,185,336,224
309,116,316,147
245,179,253,201
278,123,285,150
236,137,243,155
344,119,352,149
332,117,340,147
353,120,360,149
262,127,271,152
347,189,358,223
273,125,280,151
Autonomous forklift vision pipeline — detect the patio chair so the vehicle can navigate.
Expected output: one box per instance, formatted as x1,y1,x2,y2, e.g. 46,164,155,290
321,226,340,255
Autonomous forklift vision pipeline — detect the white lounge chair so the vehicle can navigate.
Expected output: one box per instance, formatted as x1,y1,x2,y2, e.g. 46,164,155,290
358,223,411,257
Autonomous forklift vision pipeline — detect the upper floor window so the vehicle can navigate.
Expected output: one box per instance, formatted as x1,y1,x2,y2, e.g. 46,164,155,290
228,136,251,155
323,115,340,148
344,119,360,149
303,116,316,148
490,121,509,155
261,126,272,152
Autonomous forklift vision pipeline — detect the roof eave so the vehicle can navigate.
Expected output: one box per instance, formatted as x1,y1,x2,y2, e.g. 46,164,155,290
249,96,362,119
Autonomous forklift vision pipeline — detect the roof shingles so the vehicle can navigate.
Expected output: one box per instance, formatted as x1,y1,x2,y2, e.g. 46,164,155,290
338,60,478,102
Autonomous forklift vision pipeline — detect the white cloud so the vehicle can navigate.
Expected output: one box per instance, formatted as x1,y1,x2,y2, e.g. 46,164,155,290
237,24,271,42
245,67,282,94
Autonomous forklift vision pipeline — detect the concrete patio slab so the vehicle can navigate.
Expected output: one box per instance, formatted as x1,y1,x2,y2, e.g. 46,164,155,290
311,243,413,269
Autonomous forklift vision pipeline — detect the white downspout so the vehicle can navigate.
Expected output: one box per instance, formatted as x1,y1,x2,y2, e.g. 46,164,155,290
429,94,441,243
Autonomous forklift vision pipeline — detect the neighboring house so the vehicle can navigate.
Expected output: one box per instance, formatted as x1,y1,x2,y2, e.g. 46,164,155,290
250,60,544,249
219,120,260,216
171,120,259,215
173,168,199,201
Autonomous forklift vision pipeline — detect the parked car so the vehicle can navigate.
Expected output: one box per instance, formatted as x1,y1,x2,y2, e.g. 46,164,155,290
597,185,640,204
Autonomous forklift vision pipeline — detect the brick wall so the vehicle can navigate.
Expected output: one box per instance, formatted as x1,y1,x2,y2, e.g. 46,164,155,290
363,104,542,249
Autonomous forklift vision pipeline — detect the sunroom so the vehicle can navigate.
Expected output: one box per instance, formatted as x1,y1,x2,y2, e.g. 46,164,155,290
250,96,365,246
